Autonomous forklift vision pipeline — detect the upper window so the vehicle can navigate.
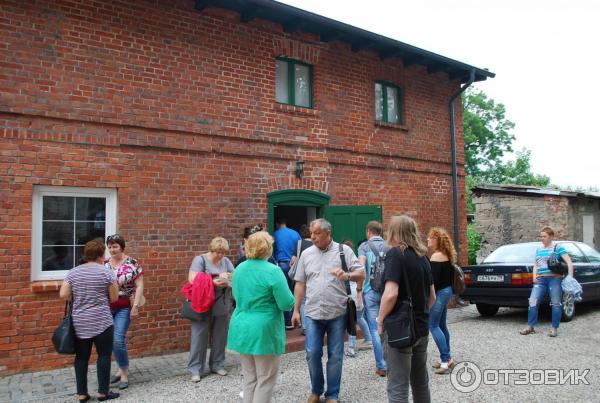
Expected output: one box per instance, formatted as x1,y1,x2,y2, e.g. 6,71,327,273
375,81,402,125
276,58,312,108
31,186,117,280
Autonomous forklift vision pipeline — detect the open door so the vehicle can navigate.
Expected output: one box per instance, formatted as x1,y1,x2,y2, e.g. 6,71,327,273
267,190,330,234
323,205,382,252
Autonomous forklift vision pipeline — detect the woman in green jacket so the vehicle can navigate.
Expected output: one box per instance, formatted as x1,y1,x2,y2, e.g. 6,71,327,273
227,231,295,403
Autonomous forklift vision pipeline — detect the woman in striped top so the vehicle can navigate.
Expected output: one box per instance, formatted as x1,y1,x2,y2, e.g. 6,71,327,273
520,227,574,337
59,239,120,402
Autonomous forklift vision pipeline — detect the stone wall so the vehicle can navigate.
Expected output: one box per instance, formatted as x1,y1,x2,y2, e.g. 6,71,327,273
473,192,569,261
568,198,600,249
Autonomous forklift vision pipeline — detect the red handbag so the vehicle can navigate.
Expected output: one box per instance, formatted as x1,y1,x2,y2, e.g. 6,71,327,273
110,295,131,310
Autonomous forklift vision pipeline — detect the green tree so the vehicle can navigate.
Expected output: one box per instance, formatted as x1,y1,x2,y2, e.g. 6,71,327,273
484,149,551,186
462,89,552,261
463,88,552,209
463,89,515,178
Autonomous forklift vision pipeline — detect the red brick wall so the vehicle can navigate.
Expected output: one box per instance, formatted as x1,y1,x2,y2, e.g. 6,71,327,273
0,0,467,374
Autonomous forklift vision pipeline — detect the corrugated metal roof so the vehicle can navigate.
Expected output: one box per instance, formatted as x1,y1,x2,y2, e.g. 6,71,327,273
194,0,495,83
473,184,600,200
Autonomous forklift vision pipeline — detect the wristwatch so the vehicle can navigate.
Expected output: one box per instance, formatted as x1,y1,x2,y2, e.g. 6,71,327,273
134,303,139,308
345,273,350,281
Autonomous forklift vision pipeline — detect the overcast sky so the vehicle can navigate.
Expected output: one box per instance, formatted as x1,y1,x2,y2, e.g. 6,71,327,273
279,0,600,189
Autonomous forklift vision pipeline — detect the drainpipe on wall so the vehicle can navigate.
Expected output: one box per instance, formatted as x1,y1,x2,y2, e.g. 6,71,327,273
449,68,475,262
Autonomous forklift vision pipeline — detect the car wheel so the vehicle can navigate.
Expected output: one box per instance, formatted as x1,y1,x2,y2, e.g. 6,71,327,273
476,303,499,317
561,293,575,322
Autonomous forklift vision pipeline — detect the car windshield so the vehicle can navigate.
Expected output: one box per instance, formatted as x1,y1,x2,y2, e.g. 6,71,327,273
483,243,539,264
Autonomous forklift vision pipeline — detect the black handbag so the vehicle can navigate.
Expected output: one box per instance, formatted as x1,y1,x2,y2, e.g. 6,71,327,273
384,249,416,349
547,244,566,275
52,302,76,354
339,244,357,336
181,300,209,321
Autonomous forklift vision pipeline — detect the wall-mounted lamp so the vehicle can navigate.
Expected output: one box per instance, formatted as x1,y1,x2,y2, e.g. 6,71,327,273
295,159,305,179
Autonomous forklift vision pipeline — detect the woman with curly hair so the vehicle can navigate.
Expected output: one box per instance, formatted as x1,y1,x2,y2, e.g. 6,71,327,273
426,227,457,375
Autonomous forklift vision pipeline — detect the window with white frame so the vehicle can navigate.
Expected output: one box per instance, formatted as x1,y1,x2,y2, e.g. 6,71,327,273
31,186,117,280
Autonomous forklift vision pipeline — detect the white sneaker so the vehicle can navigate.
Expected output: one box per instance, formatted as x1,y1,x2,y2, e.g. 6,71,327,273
345,347,356,357
239,391,244,399
359,340,373,350
191,374,201,383
212,368,228,376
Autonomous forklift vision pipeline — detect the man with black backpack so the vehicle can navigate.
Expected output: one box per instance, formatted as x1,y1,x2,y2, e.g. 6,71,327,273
358,221,388,377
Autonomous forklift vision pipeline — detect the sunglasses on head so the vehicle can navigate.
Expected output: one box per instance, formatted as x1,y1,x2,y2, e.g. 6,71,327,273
106,234,121,243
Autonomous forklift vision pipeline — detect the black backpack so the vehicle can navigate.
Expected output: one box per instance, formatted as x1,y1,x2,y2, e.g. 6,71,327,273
367,240,387,293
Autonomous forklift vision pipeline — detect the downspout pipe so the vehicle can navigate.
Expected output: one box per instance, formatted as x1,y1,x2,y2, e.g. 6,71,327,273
449,68,475,263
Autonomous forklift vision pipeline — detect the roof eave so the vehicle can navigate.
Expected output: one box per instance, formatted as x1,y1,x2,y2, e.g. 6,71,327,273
194,0,495,83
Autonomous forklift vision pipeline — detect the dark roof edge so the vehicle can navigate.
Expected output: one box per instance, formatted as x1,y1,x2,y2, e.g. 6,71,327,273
473,184,600,200
268,0,495,78
197,0,495,83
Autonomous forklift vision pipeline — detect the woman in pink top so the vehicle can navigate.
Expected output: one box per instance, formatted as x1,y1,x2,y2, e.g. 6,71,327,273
104,234,145,390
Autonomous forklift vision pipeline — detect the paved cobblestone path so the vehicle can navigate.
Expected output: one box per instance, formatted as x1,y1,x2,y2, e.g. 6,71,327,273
1,304,598,402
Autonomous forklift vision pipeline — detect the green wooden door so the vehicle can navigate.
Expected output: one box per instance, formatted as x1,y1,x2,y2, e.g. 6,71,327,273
323,205,382,252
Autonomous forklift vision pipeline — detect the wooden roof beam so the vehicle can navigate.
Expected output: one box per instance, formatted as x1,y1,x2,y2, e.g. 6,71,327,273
427,63,446,74
319,30,346,42
240,7,261,22
351,40,375,53
283,18,304,33
194,0,215,12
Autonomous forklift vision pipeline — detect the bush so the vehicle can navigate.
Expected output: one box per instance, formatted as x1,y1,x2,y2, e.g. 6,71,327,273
467,223,481,265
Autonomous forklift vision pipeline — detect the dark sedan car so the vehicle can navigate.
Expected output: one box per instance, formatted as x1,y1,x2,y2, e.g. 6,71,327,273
462,241,600,321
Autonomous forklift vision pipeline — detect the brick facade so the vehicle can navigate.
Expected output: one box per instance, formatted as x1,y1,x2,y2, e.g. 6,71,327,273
0,0,468,374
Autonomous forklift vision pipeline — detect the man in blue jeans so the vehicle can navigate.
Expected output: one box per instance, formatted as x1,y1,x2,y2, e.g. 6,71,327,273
274,217,301,329
292,218,364,403
358,220,388,377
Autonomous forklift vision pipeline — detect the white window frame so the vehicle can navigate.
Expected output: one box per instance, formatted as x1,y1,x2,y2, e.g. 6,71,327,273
31,186,117,281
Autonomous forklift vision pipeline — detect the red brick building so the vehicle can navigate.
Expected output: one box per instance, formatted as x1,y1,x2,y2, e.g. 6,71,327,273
0,0,493,374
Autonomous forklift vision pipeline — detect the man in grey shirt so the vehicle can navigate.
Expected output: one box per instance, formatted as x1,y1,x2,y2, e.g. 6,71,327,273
292,218,364,403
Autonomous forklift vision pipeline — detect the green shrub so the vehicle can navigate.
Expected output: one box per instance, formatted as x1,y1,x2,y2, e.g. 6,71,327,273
467,223,481,265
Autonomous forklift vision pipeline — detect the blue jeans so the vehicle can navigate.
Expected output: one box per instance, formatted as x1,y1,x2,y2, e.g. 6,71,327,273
363,290,387,370
428,286,452,363
528,276,562,329
278,261,293,324
112,308,131,369
300,297,306,331
349,307,371,348
304,314,346,400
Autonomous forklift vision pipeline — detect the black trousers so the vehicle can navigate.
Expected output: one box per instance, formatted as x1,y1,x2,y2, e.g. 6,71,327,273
74,325,114,396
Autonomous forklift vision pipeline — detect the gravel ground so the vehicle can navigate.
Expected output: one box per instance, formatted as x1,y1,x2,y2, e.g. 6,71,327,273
55,302,599,403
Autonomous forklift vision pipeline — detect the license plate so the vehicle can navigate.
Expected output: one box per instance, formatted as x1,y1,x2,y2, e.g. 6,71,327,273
477,275,504,282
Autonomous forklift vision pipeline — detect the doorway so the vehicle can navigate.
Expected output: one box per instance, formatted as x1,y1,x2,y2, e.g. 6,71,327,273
274,206,317,233
266,190,383,252
267,189,330,234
